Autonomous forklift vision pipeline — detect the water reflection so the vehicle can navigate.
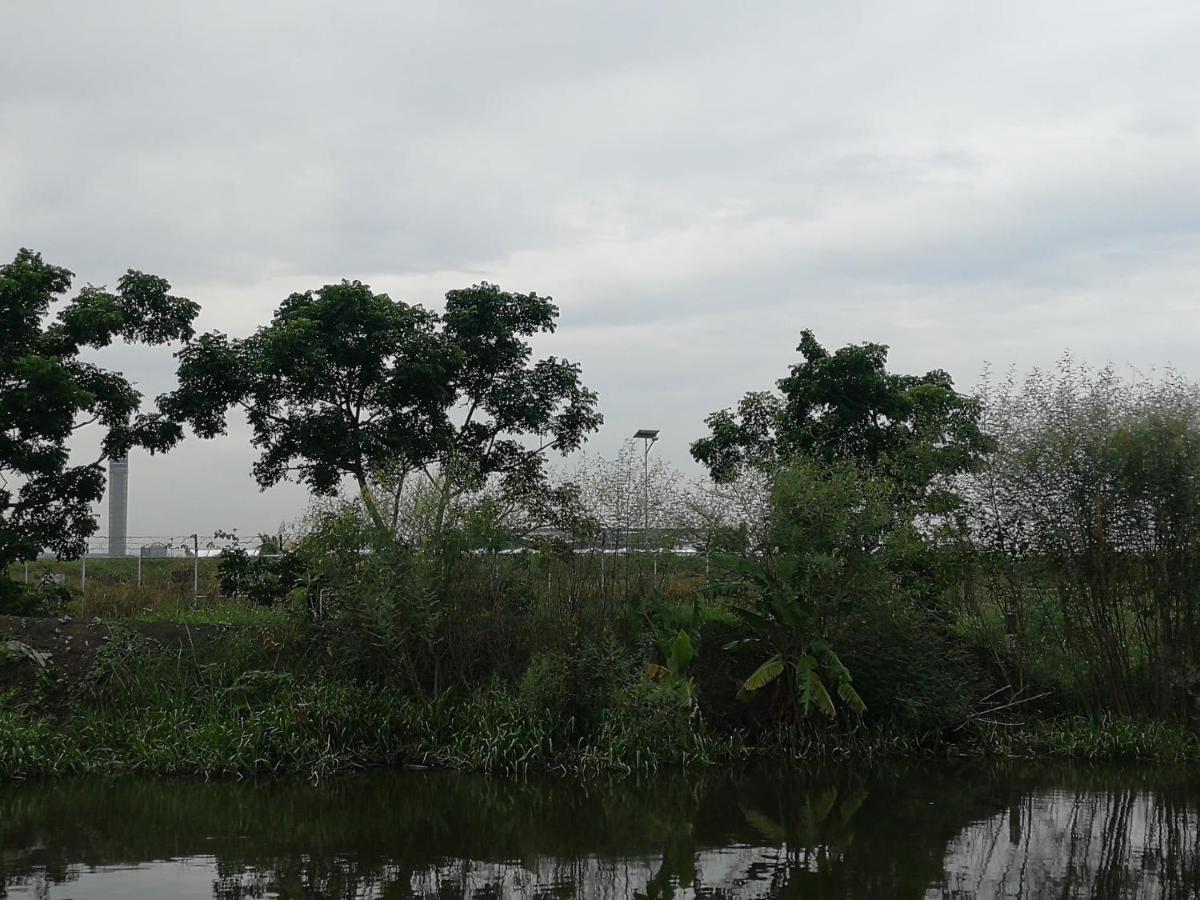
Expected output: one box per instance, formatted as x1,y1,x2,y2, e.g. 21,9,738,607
1,763,1197,898
940,782,1200,899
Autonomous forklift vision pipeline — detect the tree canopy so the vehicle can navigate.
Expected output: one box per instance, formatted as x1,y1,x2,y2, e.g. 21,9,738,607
161,280,602,537
0,248,198,568
690,330,992,500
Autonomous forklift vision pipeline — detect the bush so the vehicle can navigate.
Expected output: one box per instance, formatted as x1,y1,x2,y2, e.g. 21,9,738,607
520,634,637,737
837,610,983,733
0,578,42,616
582,680,721,771
217,548,304,607
969,360,1200,718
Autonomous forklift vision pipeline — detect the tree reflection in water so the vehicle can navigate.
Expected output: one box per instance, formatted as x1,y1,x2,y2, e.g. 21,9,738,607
0,763,1197,899
940,780,1200,899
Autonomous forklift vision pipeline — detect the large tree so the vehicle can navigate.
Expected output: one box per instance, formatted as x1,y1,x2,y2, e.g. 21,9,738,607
0,249,198,570
161,280,602,540
691,330,992,502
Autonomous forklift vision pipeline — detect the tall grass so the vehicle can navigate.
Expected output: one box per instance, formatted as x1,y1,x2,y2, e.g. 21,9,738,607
0,618,740,781
967,715,1200,762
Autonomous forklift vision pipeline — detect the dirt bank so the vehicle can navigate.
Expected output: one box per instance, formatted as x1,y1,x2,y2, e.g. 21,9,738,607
0,615,239,702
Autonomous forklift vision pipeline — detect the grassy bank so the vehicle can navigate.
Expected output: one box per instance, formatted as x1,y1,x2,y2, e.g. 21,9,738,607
0,619,739,780
4,615,1199,782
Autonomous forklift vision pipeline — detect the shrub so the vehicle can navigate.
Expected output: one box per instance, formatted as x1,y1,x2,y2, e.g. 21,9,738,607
969,360,1200,718
583,680,719,772
837,610,982,733
0,578,41,616
217,548,304,607
519,634,637,737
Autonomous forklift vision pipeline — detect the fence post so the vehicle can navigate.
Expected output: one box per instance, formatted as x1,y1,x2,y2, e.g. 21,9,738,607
81,556,87,594
192,534,200,603
23,561,29,584
137,553,142,587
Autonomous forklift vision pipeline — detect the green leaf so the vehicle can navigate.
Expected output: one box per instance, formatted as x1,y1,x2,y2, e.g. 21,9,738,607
837,680,867,714
767,592,805,630
722,637,760,652
803,667,836,718
739,654,784,699
735,607,773,632
668,629,695,673
811,639,850,679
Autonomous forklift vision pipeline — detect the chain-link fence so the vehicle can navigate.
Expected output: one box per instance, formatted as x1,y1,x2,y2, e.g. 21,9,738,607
7,531,715,621
9,534,284,603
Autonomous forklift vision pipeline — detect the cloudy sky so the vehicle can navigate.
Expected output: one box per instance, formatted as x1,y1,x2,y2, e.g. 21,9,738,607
4,1,1200,543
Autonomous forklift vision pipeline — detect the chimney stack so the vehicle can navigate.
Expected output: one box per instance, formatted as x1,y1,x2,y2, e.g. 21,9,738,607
108,455,129,557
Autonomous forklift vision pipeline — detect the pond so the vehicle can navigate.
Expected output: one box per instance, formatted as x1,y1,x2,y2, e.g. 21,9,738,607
1,762,1197,898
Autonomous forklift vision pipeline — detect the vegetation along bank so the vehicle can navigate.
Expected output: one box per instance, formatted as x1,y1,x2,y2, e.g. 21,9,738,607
4,249,1200,778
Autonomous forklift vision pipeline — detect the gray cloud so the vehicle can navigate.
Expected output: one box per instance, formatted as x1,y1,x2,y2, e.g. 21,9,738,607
4,0,1200,540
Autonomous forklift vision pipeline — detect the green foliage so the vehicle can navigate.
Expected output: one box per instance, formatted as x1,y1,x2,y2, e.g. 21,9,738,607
969,360,1200,718
12,243,1200,774
520,634,637,736
668,629,695,672
741,655,785,693
0,249,197,571
0,699,58,778
837,609,982,732
291,505,445,691
78,625,159,704
123,601,290,627
217,547,303,607
163,281,449,498
970,715,1200,763
691,329,992,503
581,679,724,772
0,623,738,780
733,643,865,720
0,579,41,616
717,458,899,720
639,592,707,711
161,279,602,537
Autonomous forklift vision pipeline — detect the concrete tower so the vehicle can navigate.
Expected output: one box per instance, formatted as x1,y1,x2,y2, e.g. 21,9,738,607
108,455,129,557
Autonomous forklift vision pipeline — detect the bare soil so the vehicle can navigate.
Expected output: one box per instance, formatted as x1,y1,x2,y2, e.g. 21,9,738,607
0,615,236,704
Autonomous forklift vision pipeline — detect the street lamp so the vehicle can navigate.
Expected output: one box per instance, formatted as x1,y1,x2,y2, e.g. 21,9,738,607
633,429,659,545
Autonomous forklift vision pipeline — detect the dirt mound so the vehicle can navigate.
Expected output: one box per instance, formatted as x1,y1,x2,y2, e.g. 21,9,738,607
0,615,236,700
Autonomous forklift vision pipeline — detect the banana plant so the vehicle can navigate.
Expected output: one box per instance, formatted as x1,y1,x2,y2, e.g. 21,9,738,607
720,555,866,719
646,628,697,707
735,639,864,718
710,457,893,719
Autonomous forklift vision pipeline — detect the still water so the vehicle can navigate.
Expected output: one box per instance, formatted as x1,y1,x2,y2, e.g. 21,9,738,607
2,762,1198,899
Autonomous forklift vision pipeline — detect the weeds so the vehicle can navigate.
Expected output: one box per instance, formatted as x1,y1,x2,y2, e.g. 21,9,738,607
4,620,1197,781
967,715,1200,763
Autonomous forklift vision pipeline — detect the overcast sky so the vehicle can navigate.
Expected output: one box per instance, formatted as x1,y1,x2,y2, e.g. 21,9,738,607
4,1,1200,543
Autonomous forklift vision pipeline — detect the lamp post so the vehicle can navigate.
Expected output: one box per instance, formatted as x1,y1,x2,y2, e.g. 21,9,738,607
633,429,659,548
